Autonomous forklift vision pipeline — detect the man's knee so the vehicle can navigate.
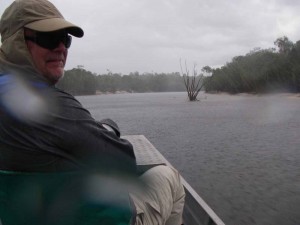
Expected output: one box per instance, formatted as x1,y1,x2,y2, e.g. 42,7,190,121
141,165,184,198
131,165,185,225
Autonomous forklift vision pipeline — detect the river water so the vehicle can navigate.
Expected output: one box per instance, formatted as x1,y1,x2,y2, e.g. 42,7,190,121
77,92,300,225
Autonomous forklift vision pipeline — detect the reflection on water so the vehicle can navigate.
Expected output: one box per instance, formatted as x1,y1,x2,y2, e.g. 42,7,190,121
77,92,300,225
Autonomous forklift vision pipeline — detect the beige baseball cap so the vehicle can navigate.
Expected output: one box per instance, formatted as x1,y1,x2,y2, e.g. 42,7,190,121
0,0,84,42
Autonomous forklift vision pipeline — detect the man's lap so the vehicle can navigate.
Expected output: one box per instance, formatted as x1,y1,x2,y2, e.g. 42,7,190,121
130,165,185,225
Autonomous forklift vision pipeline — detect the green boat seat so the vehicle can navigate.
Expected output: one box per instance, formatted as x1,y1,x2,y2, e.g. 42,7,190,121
0,170,133,225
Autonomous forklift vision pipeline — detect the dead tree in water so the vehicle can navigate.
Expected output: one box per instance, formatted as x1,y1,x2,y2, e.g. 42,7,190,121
180,61,206,101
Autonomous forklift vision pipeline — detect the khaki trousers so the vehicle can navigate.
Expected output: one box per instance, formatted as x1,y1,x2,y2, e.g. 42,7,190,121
130,165,185,225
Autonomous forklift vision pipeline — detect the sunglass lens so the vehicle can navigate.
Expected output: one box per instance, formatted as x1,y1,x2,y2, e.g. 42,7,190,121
32,31,72,50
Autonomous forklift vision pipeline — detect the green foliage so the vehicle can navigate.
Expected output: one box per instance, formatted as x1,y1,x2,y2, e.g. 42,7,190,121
57,36,300,95
205,36,300,93
274,36,294,55
57,68,97,95
57,69,185,96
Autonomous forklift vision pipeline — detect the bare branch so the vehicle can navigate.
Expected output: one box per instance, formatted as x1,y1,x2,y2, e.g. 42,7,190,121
180,61,205,101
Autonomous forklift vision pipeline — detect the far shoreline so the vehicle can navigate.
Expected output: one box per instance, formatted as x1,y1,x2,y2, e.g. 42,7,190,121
76,91,300,98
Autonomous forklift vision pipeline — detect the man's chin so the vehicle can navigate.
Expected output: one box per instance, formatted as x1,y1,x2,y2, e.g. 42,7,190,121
46,70,64,85
59,72,65,81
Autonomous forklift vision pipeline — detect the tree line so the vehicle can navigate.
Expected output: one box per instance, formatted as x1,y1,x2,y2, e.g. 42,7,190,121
204,36,300,93
57,70,186,96
57,36,300,95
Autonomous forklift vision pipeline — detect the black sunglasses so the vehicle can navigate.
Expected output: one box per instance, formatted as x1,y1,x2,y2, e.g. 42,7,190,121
25,30,72,50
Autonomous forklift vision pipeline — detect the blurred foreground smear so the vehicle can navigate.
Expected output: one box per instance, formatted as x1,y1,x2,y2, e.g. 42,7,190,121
0,74,53,123
0,171,143,225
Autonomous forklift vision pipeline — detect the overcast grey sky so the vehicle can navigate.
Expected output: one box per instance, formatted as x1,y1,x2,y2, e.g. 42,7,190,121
1,0,300,74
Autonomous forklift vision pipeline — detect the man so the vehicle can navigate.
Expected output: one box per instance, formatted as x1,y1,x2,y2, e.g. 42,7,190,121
0,0,185,224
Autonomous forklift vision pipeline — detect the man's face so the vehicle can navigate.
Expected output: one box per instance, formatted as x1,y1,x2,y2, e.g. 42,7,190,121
24,28,69,84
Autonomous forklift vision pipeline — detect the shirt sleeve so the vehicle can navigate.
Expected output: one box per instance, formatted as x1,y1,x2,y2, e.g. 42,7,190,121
41,88,137,175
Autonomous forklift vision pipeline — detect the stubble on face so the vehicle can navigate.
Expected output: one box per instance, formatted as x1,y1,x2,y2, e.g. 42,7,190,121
24,29,68,85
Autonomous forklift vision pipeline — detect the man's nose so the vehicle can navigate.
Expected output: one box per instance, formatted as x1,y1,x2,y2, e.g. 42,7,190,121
54,42,67,51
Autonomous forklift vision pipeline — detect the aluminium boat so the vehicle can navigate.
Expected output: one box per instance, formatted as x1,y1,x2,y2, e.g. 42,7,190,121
124,135,226,225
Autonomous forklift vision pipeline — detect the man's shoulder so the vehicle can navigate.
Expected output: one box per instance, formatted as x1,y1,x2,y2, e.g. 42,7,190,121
51,87,91,115
52,86,79,101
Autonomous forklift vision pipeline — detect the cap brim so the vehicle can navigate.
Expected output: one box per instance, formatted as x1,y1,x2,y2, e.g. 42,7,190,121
24,18,84,37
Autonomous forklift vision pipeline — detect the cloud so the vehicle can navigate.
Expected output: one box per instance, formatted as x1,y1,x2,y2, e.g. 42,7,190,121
1,0,300,74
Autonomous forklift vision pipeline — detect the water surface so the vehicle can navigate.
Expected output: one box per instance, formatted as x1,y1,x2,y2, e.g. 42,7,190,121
77,92,300,225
